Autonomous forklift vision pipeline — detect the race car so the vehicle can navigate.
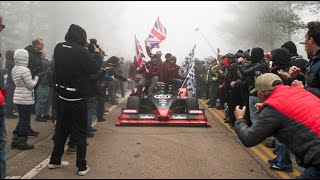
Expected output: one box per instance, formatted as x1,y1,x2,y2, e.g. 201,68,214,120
116,83,210,127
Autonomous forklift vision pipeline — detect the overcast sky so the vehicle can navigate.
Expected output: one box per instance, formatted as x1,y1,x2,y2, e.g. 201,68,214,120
1,1,316,64
120,1,235,64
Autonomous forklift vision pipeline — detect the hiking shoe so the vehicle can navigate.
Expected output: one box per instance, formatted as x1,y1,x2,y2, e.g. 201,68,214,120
5,113,18,119
28,129,39,137
97,118,106,122
86,132,95,138
43,115,53,120
48,161,69,169
90,128,97,132
265,141,276,148
35,116,47,122
67,146,76,154
79,166,90,176
269,164,294,172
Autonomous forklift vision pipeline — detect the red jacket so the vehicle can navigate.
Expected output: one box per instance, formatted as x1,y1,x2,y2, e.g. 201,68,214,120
163,63,183,83
138,61,162,79
0,89,6,106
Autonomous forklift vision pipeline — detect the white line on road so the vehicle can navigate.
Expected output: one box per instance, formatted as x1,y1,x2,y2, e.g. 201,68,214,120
17,93,129,179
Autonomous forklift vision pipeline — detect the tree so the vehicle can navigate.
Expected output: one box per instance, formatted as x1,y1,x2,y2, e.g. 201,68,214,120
217,1,305,51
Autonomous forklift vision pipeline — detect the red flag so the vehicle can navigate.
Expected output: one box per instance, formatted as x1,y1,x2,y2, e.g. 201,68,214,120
135,35,146,68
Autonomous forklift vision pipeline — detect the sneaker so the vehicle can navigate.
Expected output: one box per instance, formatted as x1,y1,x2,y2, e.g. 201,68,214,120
268,159,278,166
79,166,90,176
48,161,69,169
269,164,294,172
35,116,47,122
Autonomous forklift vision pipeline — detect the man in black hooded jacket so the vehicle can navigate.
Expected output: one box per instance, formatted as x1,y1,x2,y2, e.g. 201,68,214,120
48,24,100,176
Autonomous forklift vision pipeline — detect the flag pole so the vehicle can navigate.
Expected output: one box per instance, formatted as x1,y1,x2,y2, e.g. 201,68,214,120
195,27,217,56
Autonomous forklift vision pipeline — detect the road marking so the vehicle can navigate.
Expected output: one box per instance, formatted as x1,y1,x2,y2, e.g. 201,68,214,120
5,176,21,179
19,93,130,179
199,99,301,179
20,156,51,179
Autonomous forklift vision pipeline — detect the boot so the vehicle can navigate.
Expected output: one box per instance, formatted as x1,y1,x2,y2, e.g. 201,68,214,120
16,136,34,150
11,133,19,149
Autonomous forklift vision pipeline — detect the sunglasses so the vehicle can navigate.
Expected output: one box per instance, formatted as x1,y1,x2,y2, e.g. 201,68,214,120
0,24,5,29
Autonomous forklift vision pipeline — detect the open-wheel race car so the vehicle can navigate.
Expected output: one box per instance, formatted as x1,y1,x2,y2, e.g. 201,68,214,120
116,82,211,127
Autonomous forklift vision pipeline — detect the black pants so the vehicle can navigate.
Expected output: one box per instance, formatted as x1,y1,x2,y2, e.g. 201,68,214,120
49,98,87,171
207,82,220,106
229,88,243,126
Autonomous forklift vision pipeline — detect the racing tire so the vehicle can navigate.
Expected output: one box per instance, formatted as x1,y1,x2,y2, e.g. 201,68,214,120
127,96,140,112
185,97,199,110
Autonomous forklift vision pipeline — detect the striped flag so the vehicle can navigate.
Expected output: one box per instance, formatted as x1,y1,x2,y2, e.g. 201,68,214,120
146,17,167,50
135,35,146,68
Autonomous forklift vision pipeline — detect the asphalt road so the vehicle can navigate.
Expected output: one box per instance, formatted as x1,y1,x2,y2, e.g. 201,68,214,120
5,95,277,179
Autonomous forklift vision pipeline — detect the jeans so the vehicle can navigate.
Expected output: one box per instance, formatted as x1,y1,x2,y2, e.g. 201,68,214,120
97,94,105,120
4,83,17,115
249,96,259,125
87,96,97,133
36,85,52,117
137,76,159,96
49,98,87,171
14,105,32,136
273,139,293,169
297,166,320,179
0,106,6,179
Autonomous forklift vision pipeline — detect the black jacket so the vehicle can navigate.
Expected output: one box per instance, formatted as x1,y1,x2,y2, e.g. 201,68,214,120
25,45,42,78
54,24,100,99
5,54,15,85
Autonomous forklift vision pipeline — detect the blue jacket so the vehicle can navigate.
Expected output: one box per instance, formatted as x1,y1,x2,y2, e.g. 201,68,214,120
305,50,320,98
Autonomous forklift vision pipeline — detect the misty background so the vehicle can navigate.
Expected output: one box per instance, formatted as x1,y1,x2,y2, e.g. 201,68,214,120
1,1,320,65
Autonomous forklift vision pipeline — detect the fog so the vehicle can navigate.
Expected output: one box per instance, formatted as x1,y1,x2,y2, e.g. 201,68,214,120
1,1,319,64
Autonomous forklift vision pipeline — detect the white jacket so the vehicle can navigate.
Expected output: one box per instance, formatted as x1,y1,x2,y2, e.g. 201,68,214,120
12,49,39,105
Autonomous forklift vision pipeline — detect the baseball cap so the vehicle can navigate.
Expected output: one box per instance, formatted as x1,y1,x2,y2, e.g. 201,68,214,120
250,73,283,94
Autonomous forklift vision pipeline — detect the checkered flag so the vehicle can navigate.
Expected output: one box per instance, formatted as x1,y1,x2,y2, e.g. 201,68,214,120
180,44,196,96
181,44,196,73
187,66,196,96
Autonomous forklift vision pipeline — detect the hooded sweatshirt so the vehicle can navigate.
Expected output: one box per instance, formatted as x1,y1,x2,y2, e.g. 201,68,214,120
12,49,39,105
54,24,100,99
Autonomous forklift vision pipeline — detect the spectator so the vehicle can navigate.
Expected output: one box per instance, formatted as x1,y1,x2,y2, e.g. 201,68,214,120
205,56,220,108
136,54,162,97
234,73,320,178
48,24,100,176
290,21,320,98
11,49,40,150
35,50,52,122
4,50,18,119
0,15,7,179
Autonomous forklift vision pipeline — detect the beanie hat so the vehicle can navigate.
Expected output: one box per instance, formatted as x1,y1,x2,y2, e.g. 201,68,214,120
270,48,291,68
251,47,264,64
281,41,297,56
